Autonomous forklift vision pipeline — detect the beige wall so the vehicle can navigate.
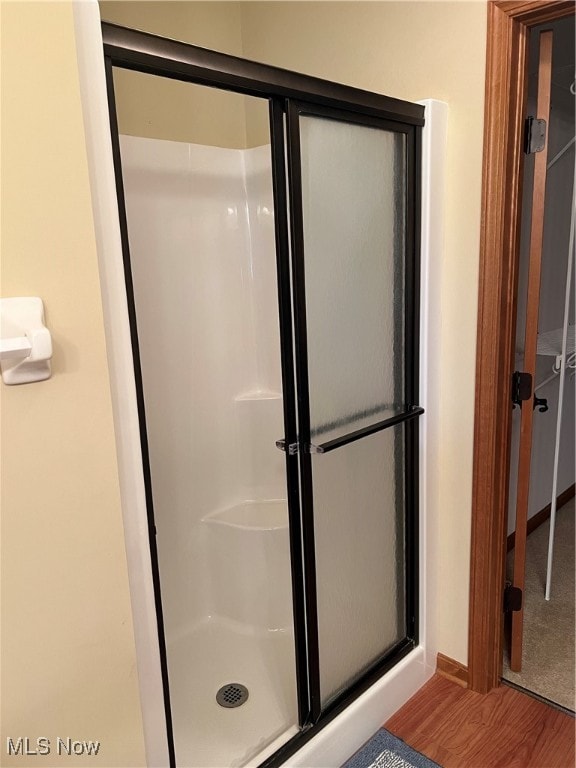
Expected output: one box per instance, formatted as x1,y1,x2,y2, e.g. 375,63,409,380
1,3,146,766
100,1,267,148
239,1,486,664
100,0,243,55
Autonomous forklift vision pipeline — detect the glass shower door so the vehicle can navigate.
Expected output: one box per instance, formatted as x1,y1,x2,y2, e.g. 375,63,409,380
286,103,422,712
104,20,425,763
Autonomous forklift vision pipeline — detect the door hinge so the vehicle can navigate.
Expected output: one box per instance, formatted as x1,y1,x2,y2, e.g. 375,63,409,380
525,116,547,154
503,582,523,612
512,371,532,408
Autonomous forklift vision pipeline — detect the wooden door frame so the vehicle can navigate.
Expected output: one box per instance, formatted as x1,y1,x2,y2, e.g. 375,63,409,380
468,0,574,694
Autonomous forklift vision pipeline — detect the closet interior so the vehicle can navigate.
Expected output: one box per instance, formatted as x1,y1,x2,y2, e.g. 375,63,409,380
504,15,575,712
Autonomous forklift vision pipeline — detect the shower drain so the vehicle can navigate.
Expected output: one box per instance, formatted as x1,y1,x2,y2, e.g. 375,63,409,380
216,683,249,708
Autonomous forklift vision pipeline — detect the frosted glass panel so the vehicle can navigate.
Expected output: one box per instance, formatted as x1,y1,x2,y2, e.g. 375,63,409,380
300,116,406,443
312,427,406,705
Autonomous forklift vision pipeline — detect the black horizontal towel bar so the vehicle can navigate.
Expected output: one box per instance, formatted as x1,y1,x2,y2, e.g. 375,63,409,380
307,406,424,454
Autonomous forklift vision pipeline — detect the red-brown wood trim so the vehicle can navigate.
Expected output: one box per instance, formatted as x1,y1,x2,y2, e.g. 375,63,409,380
469,0,574,695
496,1,575,23
507,482,575,551
436,653,469,689
510,28,553,673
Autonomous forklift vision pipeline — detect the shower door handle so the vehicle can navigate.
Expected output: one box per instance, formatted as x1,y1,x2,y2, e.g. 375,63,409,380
275,439,299,455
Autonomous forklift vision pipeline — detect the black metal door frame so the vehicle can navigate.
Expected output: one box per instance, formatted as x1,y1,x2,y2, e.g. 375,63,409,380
102,22,423,768
284,99,422,724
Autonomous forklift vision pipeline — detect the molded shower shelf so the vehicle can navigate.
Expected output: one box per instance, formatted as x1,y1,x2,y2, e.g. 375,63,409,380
234,390,282,402
201,499,292,631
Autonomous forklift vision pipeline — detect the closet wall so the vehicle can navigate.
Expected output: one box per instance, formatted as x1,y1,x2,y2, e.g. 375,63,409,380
508,19,575,535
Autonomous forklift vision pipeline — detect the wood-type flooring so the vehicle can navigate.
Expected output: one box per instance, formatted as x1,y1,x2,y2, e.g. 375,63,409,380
385,674,575,768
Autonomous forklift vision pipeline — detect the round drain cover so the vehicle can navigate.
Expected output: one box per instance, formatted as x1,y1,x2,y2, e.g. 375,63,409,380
216,683,249,708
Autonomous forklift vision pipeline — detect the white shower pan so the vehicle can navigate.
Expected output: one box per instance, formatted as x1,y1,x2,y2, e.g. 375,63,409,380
167,616,297,768
165,500,297,767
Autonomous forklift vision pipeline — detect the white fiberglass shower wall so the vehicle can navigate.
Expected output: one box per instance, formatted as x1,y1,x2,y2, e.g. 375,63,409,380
120,140,290,626
117,76,297,766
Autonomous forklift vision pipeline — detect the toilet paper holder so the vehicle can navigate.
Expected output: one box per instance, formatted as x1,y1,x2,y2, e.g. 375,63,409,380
0,297,52,384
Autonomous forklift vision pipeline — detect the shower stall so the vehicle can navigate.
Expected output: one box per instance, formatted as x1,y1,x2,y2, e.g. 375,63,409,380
95,20,429,768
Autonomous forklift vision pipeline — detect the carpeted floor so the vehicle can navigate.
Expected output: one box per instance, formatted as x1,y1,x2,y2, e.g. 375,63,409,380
503,497,575,711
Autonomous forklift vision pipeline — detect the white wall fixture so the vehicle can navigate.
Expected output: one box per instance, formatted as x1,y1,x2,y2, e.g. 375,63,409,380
0,297,52,384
